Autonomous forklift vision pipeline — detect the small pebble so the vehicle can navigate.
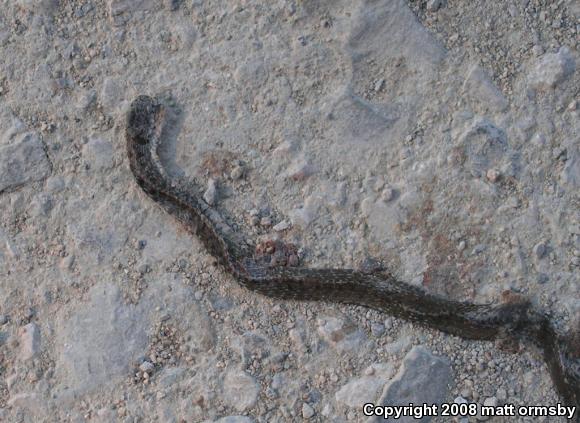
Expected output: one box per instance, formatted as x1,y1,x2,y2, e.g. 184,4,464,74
533,242,546,259
486,169,501,182
203,178,218,206
381,187,395,202
273,220,291,232
139,361,155,373
302,403,315,419
532,45,544,56
230,165,244,180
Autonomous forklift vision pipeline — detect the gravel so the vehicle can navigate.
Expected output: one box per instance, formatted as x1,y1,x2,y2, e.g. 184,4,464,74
0,0,576,421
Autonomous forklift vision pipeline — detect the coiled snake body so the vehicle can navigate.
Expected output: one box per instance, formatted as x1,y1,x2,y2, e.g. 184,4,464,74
126,95,579,414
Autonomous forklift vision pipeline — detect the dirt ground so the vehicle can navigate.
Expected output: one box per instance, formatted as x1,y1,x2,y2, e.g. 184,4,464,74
0,0,578,422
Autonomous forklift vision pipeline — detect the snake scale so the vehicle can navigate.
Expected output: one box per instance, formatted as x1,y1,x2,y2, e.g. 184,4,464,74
126,95,579,415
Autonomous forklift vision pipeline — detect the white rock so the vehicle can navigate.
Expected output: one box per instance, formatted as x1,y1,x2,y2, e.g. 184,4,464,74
101,78,122,110
370,346,451,422
486,169,501,182
222,370,259,412
273,220,291,232
302,403,315,419
56,283,149,396
381,187,395,202
0,133,51,193
528,46,576,90
19,323,41,360
203,179,218,206
360,196,376,217
59,254,75,270
230,165,244,180
335,376,385,407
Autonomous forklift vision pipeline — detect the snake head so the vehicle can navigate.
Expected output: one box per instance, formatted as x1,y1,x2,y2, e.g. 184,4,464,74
127,95,160,146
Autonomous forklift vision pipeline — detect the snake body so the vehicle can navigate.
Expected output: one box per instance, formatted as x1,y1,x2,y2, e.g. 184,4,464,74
126,95,579,414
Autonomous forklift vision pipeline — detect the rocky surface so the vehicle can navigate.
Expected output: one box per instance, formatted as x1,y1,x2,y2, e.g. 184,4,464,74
0,132,51,193
0,0,578,422
369,346,451,423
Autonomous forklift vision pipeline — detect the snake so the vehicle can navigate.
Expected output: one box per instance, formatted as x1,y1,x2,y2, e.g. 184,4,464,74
126,95,579,415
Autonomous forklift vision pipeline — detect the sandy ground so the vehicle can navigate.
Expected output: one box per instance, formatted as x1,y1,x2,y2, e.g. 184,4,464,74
0,0,578,422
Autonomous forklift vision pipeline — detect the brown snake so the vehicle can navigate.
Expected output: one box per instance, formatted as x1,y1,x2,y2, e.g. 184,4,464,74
126,95,579,415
